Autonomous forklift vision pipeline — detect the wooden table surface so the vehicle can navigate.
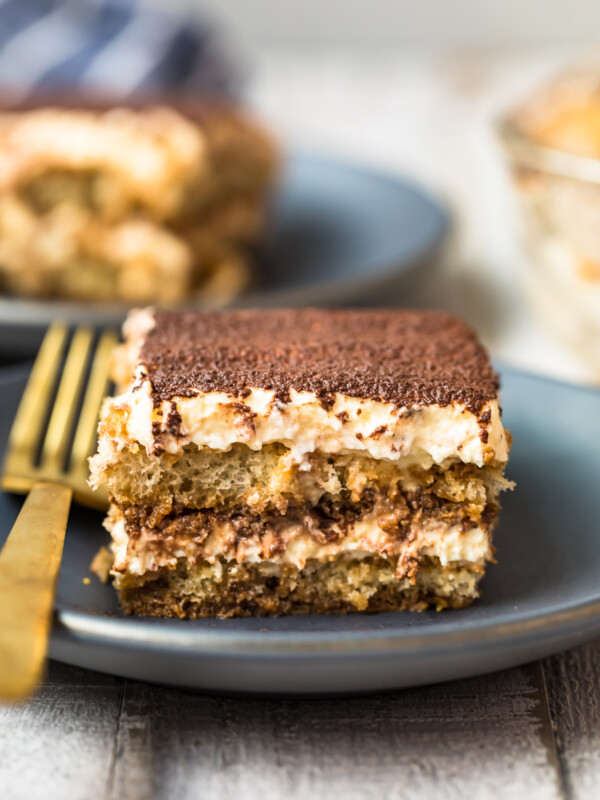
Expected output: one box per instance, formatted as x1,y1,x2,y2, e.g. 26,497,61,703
2,47,600,799
1,648,599,800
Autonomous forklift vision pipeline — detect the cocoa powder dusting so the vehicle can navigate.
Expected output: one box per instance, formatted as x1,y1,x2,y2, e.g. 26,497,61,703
165,404,183,435
139,309,499,413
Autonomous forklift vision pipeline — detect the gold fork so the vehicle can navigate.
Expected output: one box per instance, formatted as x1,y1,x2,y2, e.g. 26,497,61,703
0,323,116,701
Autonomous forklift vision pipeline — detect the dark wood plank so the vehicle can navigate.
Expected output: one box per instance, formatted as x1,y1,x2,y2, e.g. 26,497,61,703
543,640,600,800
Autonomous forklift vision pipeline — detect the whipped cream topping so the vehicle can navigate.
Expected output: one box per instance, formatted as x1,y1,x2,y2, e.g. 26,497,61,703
95,373,508,473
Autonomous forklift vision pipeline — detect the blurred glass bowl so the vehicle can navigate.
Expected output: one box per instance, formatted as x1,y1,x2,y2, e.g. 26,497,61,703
499,60,600,376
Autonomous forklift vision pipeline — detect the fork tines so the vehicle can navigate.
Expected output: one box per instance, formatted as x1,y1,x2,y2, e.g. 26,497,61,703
2,323,117,508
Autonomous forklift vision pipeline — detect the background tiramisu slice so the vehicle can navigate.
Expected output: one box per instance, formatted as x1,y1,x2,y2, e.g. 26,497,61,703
90,308,512,618
0,103,277,304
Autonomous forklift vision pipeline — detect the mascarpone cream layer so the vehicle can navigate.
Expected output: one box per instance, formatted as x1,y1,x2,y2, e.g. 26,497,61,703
109,513,492,580
98,373,508,469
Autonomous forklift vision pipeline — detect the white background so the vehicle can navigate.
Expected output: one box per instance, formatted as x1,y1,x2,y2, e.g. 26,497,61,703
171,1,600,47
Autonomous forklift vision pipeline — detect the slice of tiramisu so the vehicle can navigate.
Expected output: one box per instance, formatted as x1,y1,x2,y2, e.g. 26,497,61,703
90,308,512,618
0,103,277,304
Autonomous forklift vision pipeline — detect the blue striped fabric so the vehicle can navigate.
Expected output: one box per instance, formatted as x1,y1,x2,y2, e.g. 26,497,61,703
0,0,237,98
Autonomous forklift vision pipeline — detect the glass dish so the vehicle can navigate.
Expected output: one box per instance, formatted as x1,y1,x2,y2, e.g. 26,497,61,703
499,58,600,375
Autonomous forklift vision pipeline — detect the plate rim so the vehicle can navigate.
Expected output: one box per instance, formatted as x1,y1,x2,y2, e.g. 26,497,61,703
54,592,600,657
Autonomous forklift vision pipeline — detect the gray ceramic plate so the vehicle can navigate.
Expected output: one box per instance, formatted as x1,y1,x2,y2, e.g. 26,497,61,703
0,152,448,359
0,364,599,695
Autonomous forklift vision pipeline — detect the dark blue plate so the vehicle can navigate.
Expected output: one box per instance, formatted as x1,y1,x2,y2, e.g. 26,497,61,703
1,364,599,695
0,152,449,359
246,152,449,306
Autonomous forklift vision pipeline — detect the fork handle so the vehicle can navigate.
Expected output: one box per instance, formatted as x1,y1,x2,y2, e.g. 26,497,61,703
0,483,72,701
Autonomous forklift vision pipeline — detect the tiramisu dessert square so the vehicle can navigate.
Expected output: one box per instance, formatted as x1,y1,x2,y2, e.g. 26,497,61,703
90,308,512,618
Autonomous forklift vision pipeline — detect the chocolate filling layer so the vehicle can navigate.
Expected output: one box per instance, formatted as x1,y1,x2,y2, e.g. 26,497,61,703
117,556,483,618
122,481,498,536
